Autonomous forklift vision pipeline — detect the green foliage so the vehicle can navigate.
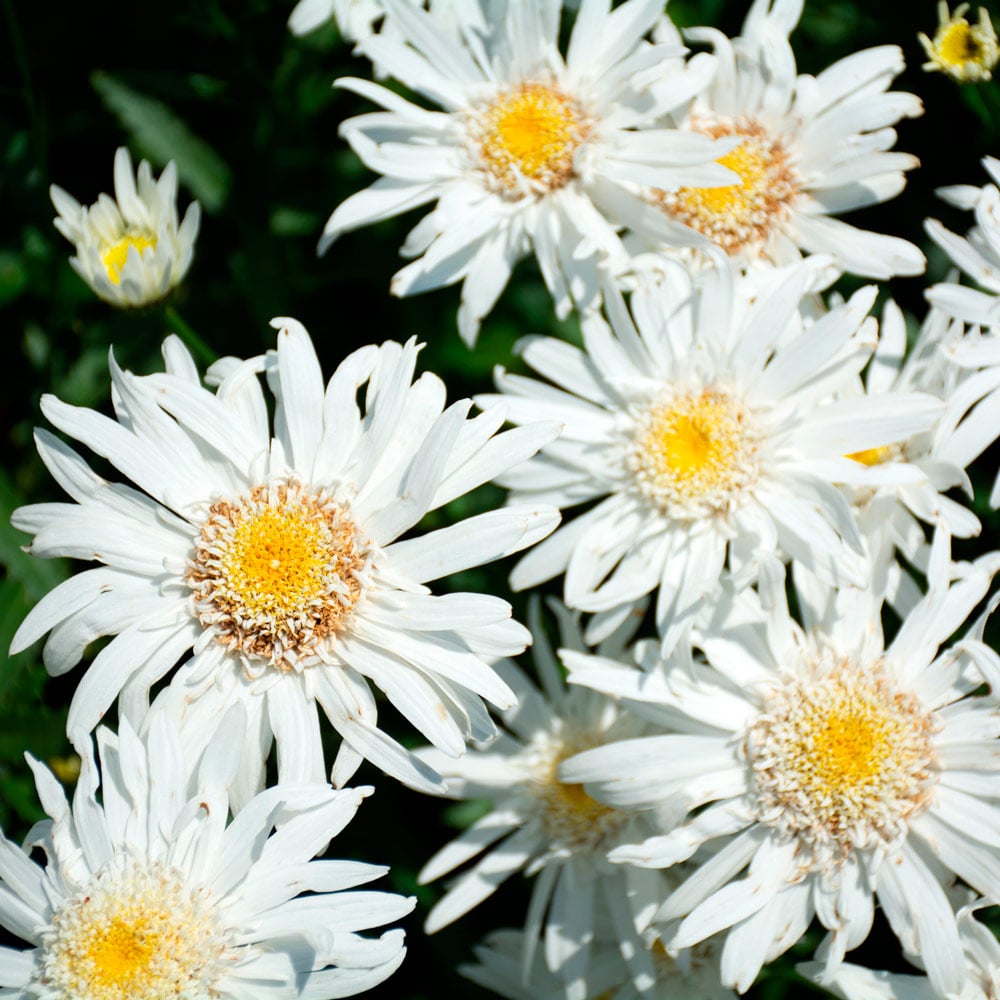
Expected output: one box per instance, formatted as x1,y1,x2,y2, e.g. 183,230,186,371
92,71,233,212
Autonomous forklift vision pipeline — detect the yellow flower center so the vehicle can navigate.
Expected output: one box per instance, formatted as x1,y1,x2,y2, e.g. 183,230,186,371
748,659,936,867
40,860,226,1000
940,18,985,62
629,388,760,518
101,233,157,285
472,82,589,197
655,119,798,255
87,918,159,989
530,734,622,852
187,481,370,670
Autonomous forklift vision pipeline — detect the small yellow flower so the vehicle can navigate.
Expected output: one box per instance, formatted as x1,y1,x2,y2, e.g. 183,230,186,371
919,2,1000,82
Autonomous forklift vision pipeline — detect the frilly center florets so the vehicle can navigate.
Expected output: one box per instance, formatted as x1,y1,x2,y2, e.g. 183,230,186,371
746,658,937,869
36,859,228,1000
656,118,799,255
469,82,591,198
628,387,761,519
187,480,372,671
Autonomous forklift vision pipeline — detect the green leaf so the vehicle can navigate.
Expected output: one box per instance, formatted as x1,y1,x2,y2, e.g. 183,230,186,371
0,251,27,306
91,71,232,212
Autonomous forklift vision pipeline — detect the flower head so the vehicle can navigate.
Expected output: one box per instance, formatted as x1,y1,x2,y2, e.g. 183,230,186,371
0,706,413,998
321,0,738,344
484,261,941,648
919,2,999,83
630,0,925,279
563,558,1000,995
11,319,559,797
416,598,662,997
50,147,200,308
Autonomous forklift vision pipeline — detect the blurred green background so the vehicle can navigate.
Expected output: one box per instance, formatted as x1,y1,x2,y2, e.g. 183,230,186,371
2,1,1000,996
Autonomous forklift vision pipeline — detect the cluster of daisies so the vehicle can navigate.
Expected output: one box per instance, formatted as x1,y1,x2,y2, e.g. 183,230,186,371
9,0,1000,997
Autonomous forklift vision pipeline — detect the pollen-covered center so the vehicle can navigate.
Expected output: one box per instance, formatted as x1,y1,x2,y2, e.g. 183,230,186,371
187,480,371,670
940,17,986,64
527,733,623,853
101,232,157,285
38,859,227,1000
470,82,590,197
747,659,937,867
655,118,798,255
628,388,760,518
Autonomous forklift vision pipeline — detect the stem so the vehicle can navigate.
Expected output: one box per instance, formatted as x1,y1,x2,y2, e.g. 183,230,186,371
979,79,1000,137
164,304,216,366
964,83,995,131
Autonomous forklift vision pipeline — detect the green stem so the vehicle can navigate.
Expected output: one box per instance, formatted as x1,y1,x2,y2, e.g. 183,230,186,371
979,79,1000,135
964,83,995,132
164,305,216,366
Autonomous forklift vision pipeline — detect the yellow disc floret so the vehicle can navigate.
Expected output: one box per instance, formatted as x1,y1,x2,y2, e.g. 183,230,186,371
628,388,760,518
526,732,623,853
656,118,798,255
101,233,158,285
747,657,937,869
471,82,590,197
920,3,999,82
187,480,371,670
39,859,227,1000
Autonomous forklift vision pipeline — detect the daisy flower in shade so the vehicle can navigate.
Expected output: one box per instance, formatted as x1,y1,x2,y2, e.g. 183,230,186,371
320,0,740,345
460,924,734,1000
801,900,1000,1000
49,147,200,308
483,260,942,648
825,299,978,618
416,598,669,999
632,0,924,278
459,927,625,1000
919,3,1000,83
9,319,560,797
0,705,414,999
925,157,1000,328
562,551,1000,996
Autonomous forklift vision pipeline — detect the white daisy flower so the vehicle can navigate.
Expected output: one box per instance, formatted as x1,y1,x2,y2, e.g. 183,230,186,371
483,260,942,648
0,705,414,999
460,927,626,1000
801,900,1000,999
826,299,978,618
49,147,200,309
416,599,666,999
926,156,1000,328
919,2,1000,83
920,160,1000,508
10,319,560,797
633,0,925,278
460,924,734,1000
562,554,1000,996
319,0,740,345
